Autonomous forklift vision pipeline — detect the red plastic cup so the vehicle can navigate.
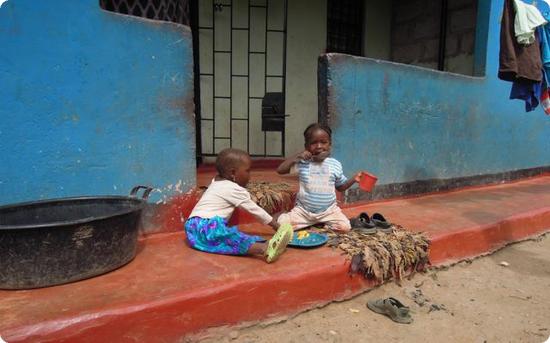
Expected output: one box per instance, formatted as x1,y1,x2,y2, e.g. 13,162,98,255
359,172,378,192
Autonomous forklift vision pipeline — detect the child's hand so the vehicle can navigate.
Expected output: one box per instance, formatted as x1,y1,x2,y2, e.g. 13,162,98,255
353,171,363,183
311,151,330,162
297,150,312,161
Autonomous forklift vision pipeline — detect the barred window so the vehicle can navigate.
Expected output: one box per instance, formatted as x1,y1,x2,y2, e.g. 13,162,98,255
326,0,363,55
99,0,190,26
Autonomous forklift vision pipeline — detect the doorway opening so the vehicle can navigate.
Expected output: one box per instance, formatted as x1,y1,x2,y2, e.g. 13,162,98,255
193,0,288,163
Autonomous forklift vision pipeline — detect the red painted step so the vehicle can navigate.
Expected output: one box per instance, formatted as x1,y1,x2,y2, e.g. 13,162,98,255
2,176,550,342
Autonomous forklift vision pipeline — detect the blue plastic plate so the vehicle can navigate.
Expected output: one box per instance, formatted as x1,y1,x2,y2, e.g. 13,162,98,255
288,231,328,248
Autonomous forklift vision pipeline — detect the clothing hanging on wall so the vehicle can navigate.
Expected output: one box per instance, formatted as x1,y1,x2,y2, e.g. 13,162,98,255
539,70,550,114
499,0,542,82
510,79,542,111
513,0,547,45
534,3,550,115
499,0,550,114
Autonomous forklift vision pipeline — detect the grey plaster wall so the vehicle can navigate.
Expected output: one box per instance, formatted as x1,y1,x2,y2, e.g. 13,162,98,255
391,0,478,75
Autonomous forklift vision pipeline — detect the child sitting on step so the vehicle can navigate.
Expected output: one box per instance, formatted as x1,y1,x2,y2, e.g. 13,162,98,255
185,148,293,263
276,123,361,232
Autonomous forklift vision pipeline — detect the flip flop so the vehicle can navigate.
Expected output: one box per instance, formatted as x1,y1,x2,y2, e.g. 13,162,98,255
367,297,413,324
265,223,293,263
350,212,376,234
372,213,392,233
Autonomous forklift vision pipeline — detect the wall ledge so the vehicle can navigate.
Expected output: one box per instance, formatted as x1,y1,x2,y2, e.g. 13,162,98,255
345,166,550,203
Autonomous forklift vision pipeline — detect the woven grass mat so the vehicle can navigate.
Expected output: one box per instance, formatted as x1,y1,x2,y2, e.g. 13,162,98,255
321,225,430,283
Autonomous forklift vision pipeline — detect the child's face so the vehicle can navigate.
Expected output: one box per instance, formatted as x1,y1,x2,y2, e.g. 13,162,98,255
306,129,331,157
233,156,252,187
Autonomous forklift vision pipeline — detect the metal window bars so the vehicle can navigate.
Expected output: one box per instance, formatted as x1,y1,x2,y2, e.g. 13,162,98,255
326,0,363,55
99,0,190,26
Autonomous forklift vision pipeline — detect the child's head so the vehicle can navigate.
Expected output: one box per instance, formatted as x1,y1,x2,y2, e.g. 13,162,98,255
303,123,332,158
216,148,252,187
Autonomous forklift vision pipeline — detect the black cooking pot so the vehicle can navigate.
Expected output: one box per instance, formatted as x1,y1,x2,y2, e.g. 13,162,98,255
0,186,152,289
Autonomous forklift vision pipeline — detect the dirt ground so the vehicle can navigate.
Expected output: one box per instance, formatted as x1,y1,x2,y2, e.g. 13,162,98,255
199,234,550,343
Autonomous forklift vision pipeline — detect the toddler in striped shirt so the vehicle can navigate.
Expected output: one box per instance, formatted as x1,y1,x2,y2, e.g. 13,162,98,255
276,123,362,232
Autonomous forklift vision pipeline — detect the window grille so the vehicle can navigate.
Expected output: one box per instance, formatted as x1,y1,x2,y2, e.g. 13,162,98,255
99,0,190,26
326,0,363,55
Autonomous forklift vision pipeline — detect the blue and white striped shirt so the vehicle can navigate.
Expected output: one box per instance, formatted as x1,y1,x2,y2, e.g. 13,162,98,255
295,157,348,213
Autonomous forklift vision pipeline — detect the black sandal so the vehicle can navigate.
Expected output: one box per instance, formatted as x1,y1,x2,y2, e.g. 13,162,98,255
350,212,376,234
372,213,392,233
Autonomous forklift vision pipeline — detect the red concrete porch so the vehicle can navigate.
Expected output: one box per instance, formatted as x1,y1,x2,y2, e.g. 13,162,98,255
1,176,550,342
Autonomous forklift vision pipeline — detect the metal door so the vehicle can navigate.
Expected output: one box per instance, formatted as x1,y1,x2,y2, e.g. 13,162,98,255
196,0,287,158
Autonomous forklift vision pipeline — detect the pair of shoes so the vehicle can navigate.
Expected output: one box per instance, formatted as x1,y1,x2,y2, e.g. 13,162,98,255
265,223,293,263
350,212,392,233
350,212,376,234
367,297,413,324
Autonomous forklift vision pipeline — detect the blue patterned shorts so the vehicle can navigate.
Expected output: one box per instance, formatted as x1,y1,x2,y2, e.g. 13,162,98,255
184,216,263,255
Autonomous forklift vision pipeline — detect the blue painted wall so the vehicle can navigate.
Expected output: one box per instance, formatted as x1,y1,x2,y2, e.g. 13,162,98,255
0,0,195,205
324,0,550,185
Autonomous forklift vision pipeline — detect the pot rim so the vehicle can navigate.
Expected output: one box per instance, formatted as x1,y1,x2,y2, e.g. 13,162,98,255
0,195,146,230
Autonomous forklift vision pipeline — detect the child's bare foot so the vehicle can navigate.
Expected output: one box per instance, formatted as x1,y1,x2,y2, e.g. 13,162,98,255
248,242,267,256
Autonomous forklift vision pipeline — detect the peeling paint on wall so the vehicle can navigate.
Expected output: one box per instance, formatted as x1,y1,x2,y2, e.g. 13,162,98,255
152,179,188,205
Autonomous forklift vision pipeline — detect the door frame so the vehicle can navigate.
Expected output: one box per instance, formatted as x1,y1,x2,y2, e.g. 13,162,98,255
191,0,288,164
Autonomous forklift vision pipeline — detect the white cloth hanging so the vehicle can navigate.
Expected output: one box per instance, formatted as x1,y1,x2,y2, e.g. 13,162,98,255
514,0,547,45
